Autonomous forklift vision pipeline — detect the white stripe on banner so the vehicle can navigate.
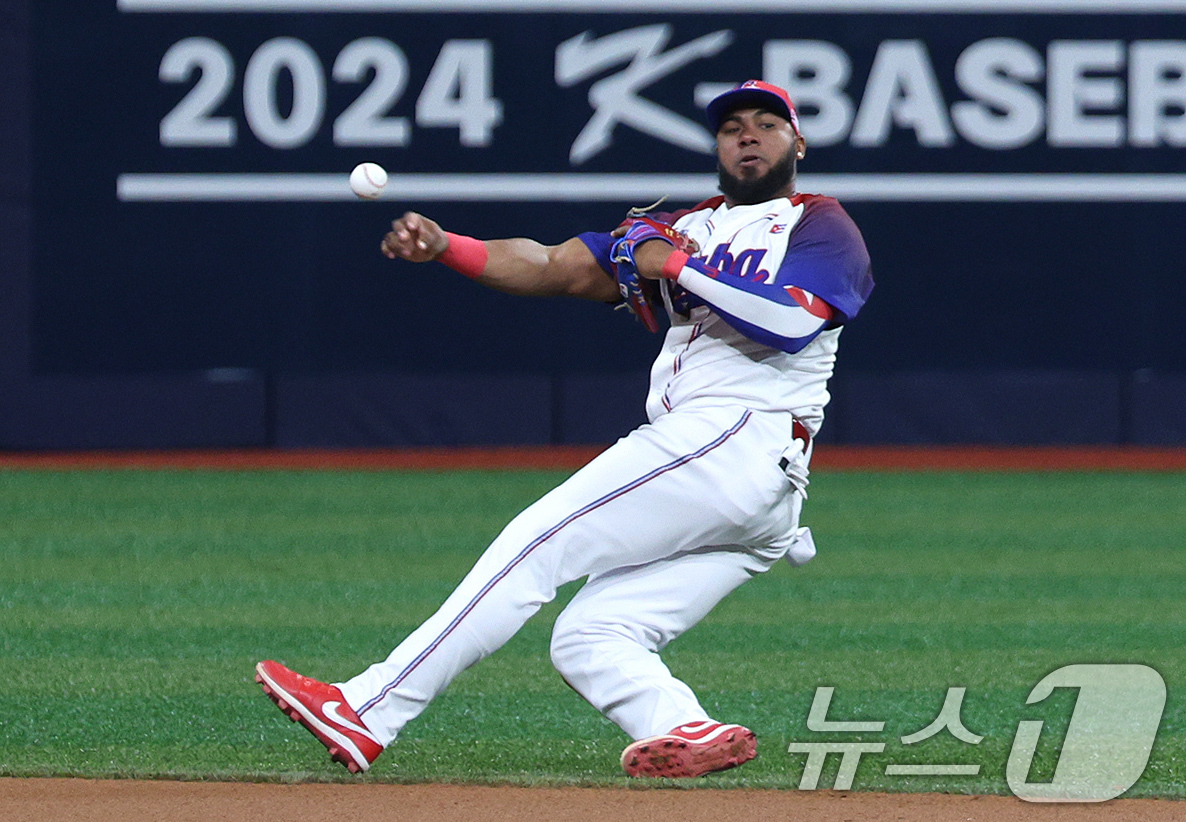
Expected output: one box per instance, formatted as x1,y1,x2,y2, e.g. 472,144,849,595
116,173,1186,203
115,0,1186,13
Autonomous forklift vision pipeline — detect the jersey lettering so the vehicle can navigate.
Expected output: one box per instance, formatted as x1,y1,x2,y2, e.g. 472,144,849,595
705,244,731,273
705,244,770,282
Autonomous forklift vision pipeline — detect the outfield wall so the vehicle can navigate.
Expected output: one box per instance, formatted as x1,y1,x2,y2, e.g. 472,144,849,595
2,1,1185,448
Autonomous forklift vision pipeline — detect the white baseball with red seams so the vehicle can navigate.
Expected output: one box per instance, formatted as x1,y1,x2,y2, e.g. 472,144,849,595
334,191,871,755
349,162,387,199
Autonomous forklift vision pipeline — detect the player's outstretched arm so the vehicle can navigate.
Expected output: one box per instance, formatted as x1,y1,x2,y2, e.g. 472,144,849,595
381,211,618,302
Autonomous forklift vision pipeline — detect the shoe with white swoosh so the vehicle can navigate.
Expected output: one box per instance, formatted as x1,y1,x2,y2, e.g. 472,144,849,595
255,659,383,773
620,721,756,778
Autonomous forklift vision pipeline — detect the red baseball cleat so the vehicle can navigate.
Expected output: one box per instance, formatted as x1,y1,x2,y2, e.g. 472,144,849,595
620,721,757,778
255,659,383,773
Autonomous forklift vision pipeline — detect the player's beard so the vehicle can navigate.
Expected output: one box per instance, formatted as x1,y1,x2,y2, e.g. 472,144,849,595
717,151,795,205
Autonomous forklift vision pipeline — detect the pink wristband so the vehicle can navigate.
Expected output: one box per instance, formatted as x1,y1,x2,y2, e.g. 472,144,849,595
437,232,489,279
661,250,689,280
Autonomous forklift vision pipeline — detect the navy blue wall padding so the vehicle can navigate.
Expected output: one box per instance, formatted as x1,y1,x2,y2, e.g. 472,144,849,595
273,374,553,447
832,371,1124,446
1130,373,1186,446
0,373,267,450
553,373,650,446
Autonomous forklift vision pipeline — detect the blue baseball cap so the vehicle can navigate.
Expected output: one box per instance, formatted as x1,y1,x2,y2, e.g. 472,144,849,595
706,80,802,136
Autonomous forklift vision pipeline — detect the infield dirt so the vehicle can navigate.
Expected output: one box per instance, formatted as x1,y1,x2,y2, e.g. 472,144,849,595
2,779,1183,822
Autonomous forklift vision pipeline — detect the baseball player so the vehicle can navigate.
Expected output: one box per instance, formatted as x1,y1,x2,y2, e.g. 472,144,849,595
256,80,873,779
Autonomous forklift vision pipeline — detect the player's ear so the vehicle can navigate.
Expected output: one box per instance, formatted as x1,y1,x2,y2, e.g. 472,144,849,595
795,135,807,161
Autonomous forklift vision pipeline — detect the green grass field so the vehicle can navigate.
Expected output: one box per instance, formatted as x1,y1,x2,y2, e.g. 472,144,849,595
0,467,1182,797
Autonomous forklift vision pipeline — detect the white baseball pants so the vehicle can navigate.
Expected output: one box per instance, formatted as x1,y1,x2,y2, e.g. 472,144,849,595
337,403,808,745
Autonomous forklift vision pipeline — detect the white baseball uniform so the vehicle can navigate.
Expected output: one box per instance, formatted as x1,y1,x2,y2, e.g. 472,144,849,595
337,192,873,745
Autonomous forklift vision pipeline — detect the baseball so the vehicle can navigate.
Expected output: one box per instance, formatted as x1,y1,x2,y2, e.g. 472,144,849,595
349,162,387,200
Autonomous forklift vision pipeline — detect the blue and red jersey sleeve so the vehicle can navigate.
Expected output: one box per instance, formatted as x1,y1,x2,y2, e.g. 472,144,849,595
672,255,839,354
578,231,616,277
775,195,874,324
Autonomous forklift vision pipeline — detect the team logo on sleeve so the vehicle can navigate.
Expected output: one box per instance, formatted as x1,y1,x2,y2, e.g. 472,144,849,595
770,224,787,234
785,285,835,320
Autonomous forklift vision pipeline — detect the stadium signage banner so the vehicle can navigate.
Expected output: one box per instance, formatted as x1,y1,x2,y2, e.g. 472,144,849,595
102,1,1186,202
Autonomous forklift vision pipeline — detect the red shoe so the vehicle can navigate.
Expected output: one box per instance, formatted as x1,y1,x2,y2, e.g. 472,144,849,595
255,660,383,773
620,721,756,778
